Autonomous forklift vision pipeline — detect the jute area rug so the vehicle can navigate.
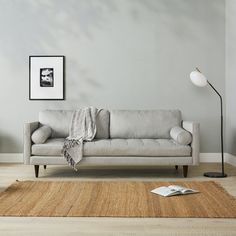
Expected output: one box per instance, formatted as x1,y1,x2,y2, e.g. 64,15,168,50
0,180,235,217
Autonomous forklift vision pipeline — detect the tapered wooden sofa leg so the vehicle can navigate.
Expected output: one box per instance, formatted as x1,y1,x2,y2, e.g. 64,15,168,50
44,165,47,170
183,165,188,178
34,165,39,178
175,165,178,170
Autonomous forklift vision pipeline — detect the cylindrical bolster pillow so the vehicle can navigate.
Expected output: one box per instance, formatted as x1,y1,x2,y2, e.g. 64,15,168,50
170,126,192,145
31,125,52,144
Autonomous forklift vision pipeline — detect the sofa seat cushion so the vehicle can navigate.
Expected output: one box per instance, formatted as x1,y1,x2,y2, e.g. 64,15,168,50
32,138,64,156
32,138,191,157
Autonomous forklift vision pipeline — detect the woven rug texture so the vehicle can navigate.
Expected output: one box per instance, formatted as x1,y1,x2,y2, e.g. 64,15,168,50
0,180,235,217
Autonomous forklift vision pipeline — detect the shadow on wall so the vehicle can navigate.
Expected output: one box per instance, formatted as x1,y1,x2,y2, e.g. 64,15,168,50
0,0,225,108
41,58,103,110
0,0,226,153
132,0,224,40
0,0,224,106
66,58,102,105
0,133,21,153
0,0,118,61
0,0,116,108
0,0,224,61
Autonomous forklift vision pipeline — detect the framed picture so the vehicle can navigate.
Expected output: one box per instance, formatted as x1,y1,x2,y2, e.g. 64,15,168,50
29,55,65,100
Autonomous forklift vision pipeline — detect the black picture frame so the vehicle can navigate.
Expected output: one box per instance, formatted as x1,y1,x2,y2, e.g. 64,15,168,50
29,55,65,100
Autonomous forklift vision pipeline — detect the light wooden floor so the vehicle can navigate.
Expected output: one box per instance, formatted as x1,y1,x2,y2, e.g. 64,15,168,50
0,163,236,236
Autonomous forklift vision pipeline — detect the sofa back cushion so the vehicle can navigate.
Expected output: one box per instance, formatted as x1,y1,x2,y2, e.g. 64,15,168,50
110,110,182,139
39,110,110,139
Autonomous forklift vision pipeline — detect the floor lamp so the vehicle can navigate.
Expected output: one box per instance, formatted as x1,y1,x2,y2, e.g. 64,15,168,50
190,68,227,178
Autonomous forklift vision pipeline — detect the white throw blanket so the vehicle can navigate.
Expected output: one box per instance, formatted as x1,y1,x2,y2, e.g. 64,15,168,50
62,107,99,170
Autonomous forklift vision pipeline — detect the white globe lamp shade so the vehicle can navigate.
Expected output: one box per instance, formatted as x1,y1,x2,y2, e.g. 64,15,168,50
190,70,208,87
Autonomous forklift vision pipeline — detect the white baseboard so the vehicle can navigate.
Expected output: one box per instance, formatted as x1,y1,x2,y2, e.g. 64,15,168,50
0,153,23,163
225,153,236,167
200,153,236,167
200,153,221,163
0,153,235,166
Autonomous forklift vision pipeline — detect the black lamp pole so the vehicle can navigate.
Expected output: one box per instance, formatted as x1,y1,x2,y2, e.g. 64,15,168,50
203,81,227,178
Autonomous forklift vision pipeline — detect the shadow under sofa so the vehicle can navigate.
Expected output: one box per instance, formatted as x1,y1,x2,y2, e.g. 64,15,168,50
24,109,200,178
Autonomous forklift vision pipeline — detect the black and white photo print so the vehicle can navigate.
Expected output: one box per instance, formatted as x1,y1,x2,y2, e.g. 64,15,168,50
40,68,54,87
29,56,64,100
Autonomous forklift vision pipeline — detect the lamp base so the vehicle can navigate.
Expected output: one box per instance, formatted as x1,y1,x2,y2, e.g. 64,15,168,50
204,172,227,178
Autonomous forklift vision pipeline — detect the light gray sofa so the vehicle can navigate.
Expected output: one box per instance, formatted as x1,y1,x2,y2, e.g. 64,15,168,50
24,109,200,178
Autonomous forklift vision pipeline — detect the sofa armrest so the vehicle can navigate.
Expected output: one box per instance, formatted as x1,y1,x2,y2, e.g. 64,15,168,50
24,122,39,164
182,121,200,165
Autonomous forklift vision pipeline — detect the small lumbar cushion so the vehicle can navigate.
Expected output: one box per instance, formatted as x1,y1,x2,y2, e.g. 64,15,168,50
170,126,192,145
31,126,52,144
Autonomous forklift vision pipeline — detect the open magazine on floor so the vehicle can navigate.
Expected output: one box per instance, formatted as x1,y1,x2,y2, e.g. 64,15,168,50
151,185,199,197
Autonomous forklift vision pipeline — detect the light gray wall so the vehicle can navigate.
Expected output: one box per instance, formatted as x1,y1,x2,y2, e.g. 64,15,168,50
226,0,236,155
0,0,225,153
